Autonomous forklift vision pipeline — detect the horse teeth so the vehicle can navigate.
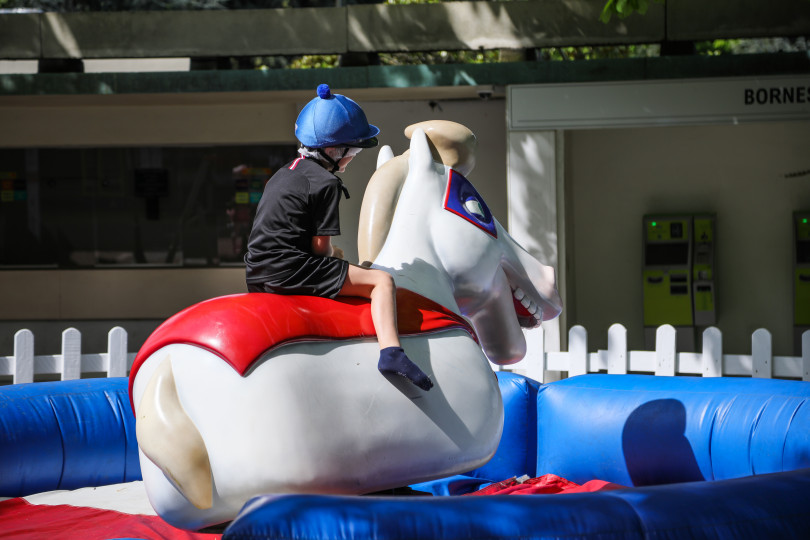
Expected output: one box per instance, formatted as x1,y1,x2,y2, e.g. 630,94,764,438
513,288,525,301
527,302,538,315
520,296,531,309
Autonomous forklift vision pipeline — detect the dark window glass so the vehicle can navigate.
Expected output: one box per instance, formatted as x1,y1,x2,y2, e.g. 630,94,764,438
644,242,690,266
797,241,810,264
0,145,295,268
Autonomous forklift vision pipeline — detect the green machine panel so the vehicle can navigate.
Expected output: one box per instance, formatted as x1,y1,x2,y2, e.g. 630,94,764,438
643,216,694,327
795,212,810,326
692,215,716,326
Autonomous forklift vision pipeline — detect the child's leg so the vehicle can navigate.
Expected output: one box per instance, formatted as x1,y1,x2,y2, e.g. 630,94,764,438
339,265,433,391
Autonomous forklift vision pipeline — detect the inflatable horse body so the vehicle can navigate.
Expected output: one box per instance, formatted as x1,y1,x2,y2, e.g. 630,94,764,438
130,126,562,530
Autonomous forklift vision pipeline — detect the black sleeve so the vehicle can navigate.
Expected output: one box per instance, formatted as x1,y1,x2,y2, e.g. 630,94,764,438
312,181,341,236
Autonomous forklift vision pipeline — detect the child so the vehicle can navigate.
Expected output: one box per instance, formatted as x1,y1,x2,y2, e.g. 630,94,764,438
245,84,433,391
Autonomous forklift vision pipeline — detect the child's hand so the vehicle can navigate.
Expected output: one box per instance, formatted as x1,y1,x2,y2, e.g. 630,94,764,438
332,246,345,259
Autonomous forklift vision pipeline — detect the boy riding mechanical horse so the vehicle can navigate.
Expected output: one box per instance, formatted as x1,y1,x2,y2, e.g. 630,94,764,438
244,84,433,391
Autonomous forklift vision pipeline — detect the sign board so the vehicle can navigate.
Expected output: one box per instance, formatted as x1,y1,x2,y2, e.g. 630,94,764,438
509,75,810,130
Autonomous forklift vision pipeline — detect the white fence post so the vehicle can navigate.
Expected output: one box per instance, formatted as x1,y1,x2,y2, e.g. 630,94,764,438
61,328,82,381
655,325,676,376
568,325,588,376
702,327,723,377
107,326,128,378
607,324,627,374
752,328,772,379
3,325,809,385
13,329,34,385
523,326,546,383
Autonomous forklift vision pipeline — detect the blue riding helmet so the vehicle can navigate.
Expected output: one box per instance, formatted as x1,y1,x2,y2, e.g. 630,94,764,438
295,84,380,149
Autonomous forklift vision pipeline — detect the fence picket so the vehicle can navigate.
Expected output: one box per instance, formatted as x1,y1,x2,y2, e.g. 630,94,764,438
702,327,722,377
61,328,82,381
13,329,34,384
107,327,128,378
568,326,588,376
803,330,810,382
523,326,546,383
607,324,627,374
752,329,772,379
655,325,676,376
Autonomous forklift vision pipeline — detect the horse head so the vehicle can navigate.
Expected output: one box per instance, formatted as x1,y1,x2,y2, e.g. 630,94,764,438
363,122,562,366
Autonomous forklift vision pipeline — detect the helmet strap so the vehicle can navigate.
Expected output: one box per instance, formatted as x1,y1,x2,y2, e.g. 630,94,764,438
315,148,351,199
315,148,343,173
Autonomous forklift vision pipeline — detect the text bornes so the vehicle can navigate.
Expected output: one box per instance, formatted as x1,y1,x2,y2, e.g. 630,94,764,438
744,86,810,105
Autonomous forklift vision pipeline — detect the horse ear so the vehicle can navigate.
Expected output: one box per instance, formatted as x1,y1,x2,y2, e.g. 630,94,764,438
408,127,435,174
376,145,395,169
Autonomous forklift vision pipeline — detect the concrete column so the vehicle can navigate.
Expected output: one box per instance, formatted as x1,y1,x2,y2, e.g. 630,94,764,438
506,130,565,355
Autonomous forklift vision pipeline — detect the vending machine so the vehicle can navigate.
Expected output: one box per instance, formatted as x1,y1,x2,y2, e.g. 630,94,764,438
691,214,717,327
794,211,810,354
642,214,716,350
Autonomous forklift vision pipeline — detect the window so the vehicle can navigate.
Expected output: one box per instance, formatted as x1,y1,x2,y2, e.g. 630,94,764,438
0,144,296,268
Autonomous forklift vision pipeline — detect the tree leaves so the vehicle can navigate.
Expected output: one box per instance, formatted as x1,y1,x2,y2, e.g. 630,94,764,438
600,0,664,24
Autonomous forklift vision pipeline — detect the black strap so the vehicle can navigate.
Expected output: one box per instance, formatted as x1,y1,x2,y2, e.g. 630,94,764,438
316,148,351,199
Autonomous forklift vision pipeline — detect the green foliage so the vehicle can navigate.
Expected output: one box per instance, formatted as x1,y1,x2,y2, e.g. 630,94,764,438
696,37,808,56
380,49,500,66
384,0,441,4
537,44,659,61
287,55,340,69
599,0,664,24
695,40,738,56
252,43,664,71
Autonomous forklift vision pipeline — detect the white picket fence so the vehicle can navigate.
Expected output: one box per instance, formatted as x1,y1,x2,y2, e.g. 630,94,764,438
0,327,137,385
1,324,809,385
504,324,810,383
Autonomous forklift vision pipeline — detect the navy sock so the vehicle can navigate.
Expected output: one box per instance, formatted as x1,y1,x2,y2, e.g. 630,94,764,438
378,347,433,391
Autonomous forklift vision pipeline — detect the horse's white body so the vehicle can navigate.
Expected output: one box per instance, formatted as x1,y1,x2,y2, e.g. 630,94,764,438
131,126,562,531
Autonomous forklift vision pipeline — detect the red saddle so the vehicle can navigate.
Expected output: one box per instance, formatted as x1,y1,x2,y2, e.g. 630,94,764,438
128,289,475,398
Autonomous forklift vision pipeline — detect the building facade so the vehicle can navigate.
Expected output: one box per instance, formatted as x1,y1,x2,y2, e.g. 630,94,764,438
1,1,809,359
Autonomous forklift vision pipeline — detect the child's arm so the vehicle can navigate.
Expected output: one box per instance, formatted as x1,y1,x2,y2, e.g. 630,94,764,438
312,235,343,259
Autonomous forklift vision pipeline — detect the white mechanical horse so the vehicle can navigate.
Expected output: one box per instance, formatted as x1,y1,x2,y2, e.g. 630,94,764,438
129,122,562,531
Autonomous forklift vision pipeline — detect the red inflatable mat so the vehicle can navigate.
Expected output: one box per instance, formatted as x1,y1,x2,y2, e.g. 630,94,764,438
0,497,220,540
465,474,625,496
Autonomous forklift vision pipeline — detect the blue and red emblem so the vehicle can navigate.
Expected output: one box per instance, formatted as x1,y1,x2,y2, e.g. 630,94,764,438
442,169,497,238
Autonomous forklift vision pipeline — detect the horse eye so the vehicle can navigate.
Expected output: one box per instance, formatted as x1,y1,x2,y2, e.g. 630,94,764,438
464,197,486,220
